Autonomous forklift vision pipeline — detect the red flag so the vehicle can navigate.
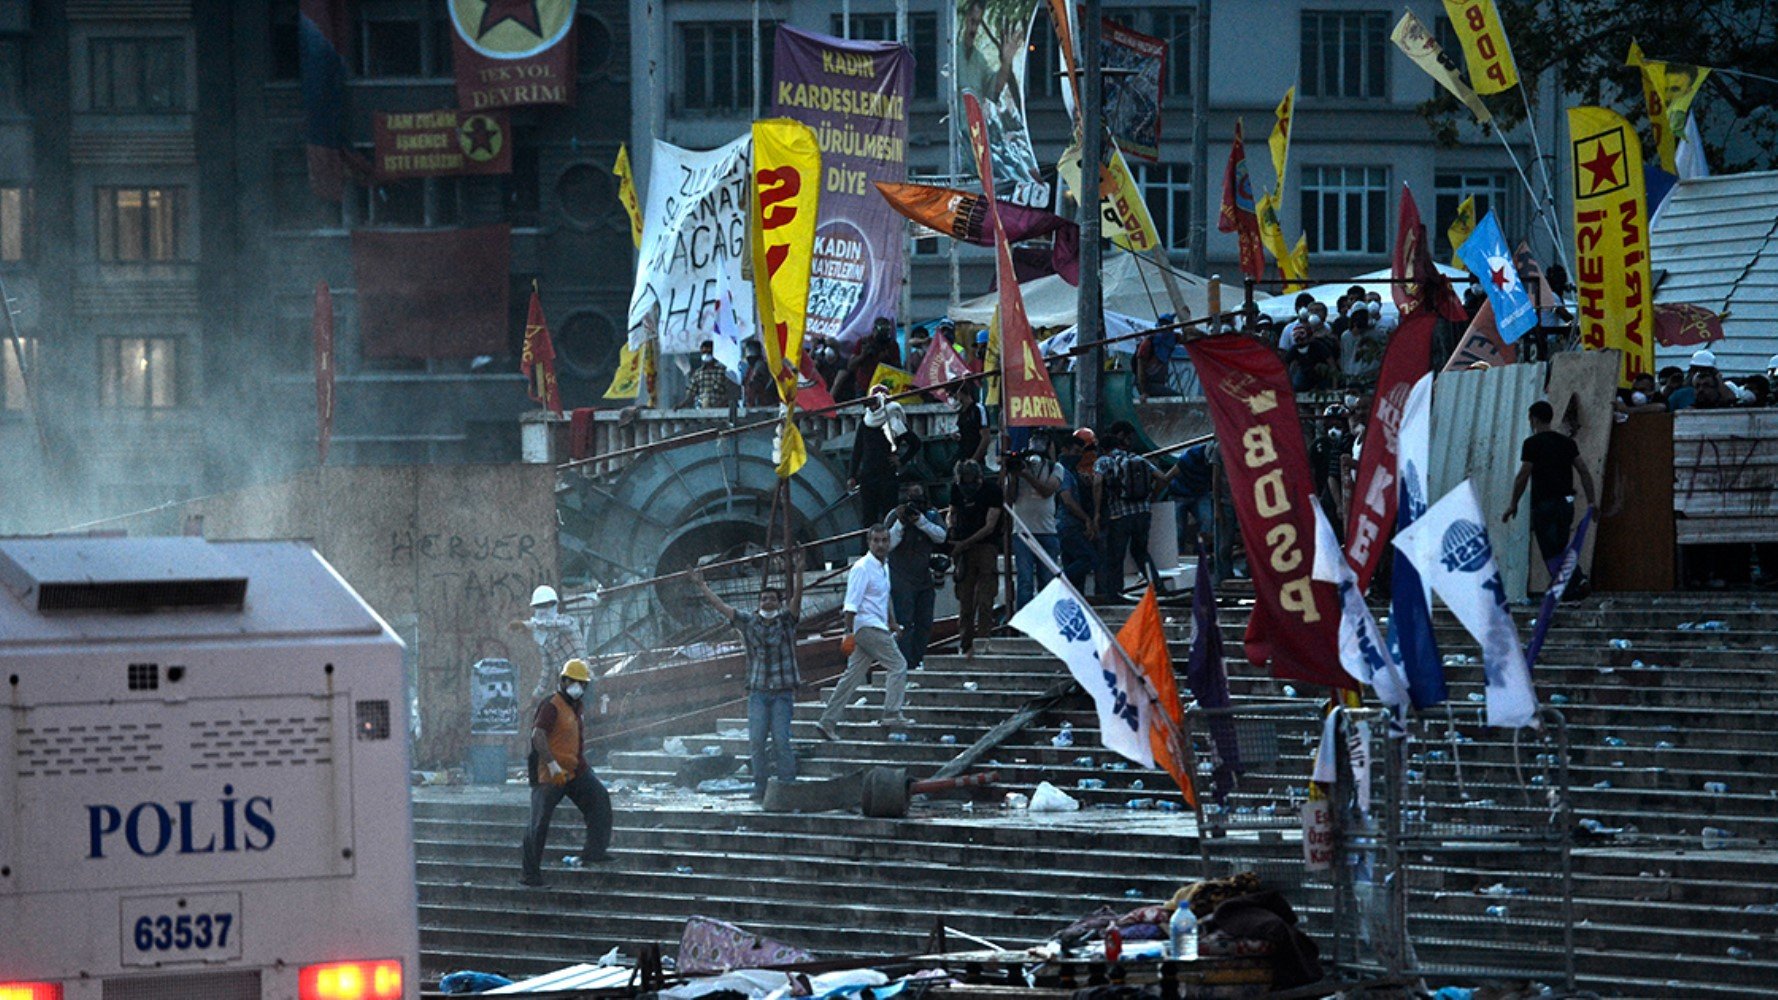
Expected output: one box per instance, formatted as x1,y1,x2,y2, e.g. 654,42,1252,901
1218,120,1265,283
1653,302,1724,348
1393,184,1467,321
313,281,335,465
795,353,838,414
521,287,562,416
1116,586,1196,807
1183,334,1349,689
1344,312,1435,589
913,334,973,401
963,93,1066,428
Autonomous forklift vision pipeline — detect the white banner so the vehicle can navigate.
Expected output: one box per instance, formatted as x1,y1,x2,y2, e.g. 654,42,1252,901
627,135,756,353
1009,576,1155,768
1392,480,1538,728
1311,499,1409,712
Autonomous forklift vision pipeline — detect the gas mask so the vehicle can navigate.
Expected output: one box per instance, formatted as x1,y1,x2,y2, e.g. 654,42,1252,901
758,608,781,620
564,682,586,700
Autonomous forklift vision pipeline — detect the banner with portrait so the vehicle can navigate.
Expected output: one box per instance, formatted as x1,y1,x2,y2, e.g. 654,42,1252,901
772,26,913,346
954,0,1049,208
1100,19,1166,162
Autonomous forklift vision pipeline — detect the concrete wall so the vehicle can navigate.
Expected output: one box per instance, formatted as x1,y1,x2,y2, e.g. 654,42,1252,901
106,464,559,767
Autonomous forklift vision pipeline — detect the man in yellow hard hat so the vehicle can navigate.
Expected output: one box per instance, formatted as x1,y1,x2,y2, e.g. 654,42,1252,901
520,657,611,886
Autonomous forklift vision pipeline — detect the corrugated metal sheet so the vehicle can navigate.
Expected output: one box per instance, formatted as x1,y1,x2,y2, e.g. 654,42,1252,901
1652,171,1778,375
1673,409,1778,544
1429,362,1548,601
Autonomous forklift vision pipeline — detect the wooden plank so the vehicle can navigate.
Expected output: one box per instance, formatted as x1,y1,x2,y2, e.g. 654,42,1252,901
1595,413,1675,592
1538,351,1620,590
1676,518,1778,545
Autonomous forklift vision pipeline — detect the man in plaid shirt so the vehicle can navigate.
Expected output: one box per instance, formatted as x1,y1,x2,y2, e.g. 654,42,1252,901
691,552,803,801
1093,421,1161,599
682,339,737,409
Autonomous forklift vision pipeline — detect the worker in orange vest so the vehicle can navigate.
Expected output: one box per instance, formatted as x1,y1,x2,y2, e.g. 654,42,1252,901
520,658,612,886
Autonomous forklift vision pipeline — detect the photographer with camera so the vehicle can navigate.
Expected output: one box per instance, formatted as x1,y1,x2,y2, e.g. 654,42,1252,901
884,483,947,671
1004,429,1064,610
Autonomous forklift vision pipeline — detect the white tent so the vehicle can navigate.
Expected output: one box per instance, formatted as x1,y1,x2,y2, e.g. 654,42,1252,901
1253,263,1473,327
951,252,1262,327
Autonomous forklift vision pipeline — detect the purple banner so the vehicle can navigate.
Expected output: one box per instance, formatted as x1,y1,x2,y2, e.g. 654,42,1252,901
772,25,912,346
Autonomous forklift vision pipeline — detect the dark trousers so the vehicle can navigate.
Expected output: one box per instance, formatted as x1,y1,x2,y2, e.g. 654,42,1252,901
521,770,611,878
1096,511,1155,598
1059,523,1097,593
892,584,936,668
955,544,998,651
747,691,796,796
1530,497,1574,565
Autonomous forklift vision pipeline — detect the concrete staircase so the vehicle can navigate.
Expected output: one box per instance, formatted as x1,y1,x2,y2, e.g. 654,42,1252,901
413,591,1778,996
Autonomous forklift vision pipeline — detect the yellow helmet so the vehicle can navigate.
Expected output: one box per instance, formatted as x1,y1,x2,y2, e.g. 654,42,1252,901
560,659,591,683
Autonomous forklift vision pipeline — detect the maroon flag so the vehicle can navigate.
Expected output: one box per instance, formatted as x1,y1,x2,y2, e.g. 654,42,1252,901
1653,302,1725,348
448,0,577,110
1393,184,1467,321
1218,121,1265,283
964,93,1066,428
1183,334,1349,690
521,286,562,415
373,109,514,180
352,225,511,358
1344,312,1435,590
913,334,974,401
796,354,839,414
313,281,335,465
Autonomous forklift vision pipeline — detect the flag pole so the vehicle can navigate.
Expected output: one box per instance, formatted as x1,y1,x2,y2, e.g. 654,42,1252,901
1513,81,1570,274
1489,126,1567,273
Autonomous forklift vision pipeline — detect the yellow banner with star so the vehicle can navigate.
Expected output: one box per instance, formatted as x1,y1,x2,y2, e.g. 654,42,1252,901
1569,106,1654,386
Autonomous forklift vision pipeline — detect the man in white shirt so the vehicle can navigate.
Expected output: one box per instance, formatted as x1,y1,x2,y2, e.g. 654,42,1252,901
816,525,909,740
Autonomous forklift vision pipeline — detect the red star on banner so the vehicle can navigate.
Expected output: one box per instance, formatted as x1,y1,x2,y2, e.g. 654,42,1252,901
462,116,499,155
477,0,543,38
1579,143,1623,194
1490,265,1511,290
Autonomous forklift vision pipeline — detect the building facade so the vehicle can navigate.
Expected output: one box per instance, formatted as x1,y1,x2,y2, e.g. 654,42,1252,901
1,0,634,533
627,0,1564,323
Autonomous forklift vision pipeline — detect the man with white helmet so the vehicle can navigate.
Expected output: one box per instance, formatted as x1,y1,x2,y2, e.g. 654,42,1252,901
510,584,587,704
520,658,612,885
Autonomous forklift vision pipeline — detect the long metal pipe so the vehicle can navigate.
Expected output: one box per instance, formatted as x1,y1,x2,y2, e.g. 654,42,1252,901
1074,0,1105,432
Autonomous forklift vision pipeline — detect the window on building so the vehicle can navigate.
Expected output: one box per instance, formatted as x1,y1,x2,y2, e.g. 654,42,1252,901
99,336,180,409
0,39,25,112
360,13,423,77
90,37,187,112
268,0,301,81
1134,163,1192,252
1026,12,1065,101
1435,170,1514,257
680,21,777,112
1146,9,1193,99
1300,166,1389,255
1300,10,1387,99
834,12,939,101
2,336,35,412
504,138,541,226
96,187,184,262
2,186,29,261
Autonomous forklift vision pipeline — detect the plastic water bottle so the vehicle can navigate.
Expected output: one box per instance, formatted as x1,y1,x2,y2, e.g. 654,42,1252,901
1169,904,1199,960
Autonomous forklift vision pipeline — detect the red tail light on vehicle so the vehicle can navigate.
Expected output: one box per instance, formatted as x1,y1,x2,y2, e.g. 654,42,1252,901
298,960,403,1000
0,985,63,1000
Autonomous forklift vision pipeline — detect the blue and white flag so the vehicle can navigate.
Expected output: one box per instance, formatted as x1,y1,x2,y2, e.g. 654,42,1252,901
1525,507,1593,670
1312,497,1410,713
1393,480,1538,729
1456,211,1536,341
1010,576,1157,767
1388,373,1445,708
709,265,749,385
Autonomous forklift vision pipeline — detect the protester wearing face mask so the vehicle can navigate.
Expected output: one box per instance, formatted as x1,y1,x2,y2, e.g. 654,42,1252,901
509,584,588,704
521,658,613,885
683,339,737,409
1277,292,1317,354
1287,304,1336,391
691,554,804,801
850,384,919,529
741,338,775,407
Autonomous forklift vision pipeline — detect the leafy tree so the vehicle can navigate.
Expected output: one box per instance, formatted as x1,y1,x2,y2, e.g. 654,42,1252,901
1417,0,1778,172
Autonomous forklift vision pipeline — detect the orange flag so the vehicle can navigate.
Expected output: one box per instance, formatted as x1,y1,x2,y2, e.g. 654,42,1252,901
1115,585,1196,807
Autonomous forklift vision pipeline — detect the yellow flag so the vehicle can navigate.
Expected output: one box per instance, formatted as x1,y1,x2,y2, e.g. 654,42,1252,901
1058,144,1162,253
1442,0,1519,94
1255,192,1310,294
1447,195,1477,268
868,363,916,396
1284,233,1310,293
750,119,821,478
603,341,645,399
1391,10,1493,124
1627,43,1710,174
1268,86,1295,186
614,144,643,249
1570,107,1655,386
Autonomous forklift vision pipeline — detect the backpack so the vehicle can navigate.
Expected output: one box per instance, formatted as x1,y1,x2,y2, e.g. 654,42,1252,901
1113,451,1154,502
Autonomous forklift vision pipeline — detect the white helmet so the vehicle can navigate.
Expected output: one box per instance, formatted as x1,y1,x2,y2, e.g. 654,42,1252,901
1690,349,1717,370
530,585,558,607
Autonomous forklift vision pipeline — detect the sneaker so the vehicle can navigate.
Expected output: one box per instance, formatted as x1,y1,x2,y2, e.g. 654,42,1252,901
815,721,839,742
